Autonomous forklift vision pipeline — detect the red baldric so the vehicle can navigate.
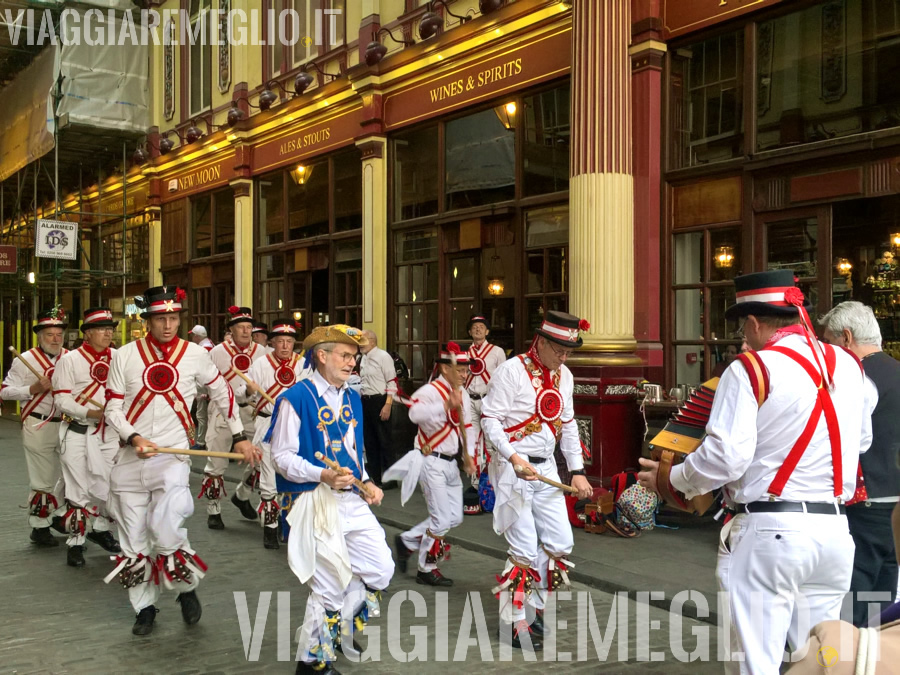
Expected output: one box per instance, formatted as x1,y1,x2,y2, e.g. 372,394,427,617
255,353,301,415
21,348,66,419
416,379,460,453
223,341,257,382
465,342,494,388
125,338,196,443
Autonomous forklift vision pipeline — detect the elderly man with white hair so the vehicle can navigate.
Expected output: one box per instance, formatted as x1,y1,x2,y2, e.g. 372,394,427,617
821,300,900,626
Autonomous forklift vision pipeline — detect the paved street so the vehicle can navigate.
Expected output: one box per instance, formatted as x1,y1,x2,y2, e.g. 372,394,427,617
0,418,721,674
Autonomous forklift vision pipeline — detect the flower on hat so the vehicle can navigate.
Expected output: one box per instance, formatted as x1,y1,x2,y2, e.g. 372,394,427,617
228,305,240,315
51,304,65,321
784,287,805,307
447,341,464,354
175,288,186,302
578,319,590,331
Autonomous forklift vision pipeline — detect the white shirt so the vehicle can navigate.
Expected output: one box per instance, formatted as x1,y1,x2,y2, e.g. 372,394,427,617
466,341,507,396
246,353,312,416
408,375,477,458
52,346,116,425
480,355,584,470
359,347,398,396
671,334,876,504
271,370,370,484
1,347,67,417
209,340,266,404
105,338,243,449
198,337,214,351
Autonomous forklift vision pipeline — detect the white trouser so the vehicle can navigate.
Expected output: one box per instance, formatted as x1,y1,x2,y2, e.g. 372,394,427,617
59,421,118,546
495,457,574,623
203,405,256,514
400,455,463,572
108,451,198,612
297,490,394,663
717,511,855,675
22,416,65,528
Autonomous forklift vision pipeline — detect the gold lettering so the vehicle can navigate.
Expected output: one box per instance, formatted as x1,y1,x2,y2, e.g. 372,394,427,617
514,57,522,74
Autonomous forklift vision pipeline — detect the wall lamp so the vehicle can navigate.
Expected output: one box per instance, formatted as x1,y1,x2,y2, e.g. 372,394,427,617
365,27,414,67
419,0,473,41
479,0,505,14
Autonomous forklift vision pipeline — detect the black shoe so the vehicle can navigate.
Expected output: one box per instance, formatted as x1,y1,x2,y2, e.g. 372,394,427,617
380,481,398,490
50,515,67,534
30,527,59,547
530,609,546,638
87,530,121,553
295,662,340,674
263,527,280,550
67,545,85,567
231,494,257,521
207,514,225,530
395,534,412,573
176,590,202,625
132,606,157,636
499,620,543,651
416,569,453,587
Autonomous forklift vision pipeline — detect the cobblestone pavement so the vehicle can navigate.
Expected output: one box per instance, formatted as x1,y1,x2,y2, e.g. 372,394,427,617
0,420,722,674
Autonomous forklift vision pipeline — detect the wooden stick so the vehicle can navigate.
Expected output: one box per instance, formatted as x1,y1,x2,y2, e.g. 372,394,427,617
515,465,579,494
314,451,373,498
8,345,103,408
231,367,276,406
137,446,246,460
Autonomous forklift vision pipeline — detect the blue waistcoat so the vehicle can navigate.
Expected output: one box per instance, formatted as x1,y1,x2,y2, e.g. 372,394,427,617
268,378,365,495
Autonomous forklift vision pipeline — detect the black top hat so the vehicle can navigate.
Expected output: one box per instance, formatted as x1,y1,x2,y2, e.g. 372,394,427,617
136,286,187,319
724,270,812,320
226,306,254,327
535,310,588,348
466,314,491,332
435,342,470,365
33,306,68,334
80,307,118,331
268,319,299,340
253,322,269,335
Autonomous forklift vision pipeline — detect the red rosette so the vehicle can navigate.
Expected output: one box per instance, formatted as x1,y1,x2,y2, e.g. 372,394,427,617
90,360,110,384
232,353,252,372
143,361,179,394
448,407,461,425
175,288,186,302
578,319,590,331
468,357,486,376
784,287,805,307
275,365,295,387
536,388,563,423
228,305,240,315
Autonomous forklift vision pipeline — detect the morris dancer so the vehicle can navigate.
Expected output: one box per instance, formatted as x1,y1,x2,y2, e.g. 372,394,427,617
268,325,393,675
253,322,272,353
1,307,68,547
104,285,258,636
200,305,266,529
388,343,477,586
638,271,875,674
243,319,311,550
481,311,593,651
465,315,506,473
52,307,122,567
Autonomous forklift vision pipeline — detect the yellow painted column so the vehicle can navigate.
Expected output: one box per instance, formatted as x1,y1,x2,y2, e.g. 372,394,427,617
232,180,254,307
357,136,388,340
147,206,163,287
568,0,638,363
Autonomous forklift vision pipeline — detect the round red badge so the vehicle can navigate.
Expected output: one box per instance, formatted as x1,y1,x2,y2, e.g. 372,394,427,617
468,357,486,376
90,360,110,384
143,361,179,394
275,366,295,387
536,388,563,423
232,353,252,372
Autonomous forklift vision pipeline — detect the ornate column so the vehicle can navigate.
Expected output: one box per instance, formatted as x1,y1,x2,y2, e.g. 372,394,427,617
568,0,639,365
146,205,163,287
232,179,254,307
357,136,388,340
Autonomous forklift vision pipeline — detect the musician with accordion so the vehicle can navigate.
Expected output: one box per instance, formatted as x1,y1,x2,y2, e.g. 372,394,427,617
638,270,877,674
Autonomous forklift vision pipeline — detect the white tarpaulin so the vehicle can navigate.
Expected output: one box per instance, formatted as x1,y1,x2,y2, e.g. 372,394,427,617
0,47,55,182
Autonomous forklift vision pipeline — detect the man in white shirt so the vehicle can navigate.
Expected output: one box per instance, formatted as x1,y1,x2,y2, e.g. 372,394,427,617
465,314,507,478
358,330,398,486
639,271,875,674
104,285,258,637
481,311,594,651
252,322,273,354
390,343,477,586
200,306,267,529
51,307,122,567
267,324,392,675
1,306,68,547
188,325,214,351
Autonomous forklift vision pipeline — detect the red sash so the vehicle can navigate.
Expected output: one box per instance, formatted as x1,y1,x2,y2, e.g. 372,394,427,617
124,338,195,444
73,345,111,408
466,342,494,388
255,353,301,415
22,348,65,419
503,355,564,444
417,380,460,453
223,342,258,382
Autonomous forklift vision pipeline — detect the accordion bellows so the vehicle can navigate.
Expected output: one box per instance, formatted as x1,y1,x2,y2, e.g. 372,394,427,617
648,378,719,515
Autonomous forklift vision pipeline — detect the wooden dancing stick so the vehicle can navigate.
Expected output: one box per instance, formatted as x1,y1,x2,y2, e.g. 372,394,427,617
8,345,103,409
314,451,374,499
514,464,579,494
230,367,277,406
137,446,246,460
